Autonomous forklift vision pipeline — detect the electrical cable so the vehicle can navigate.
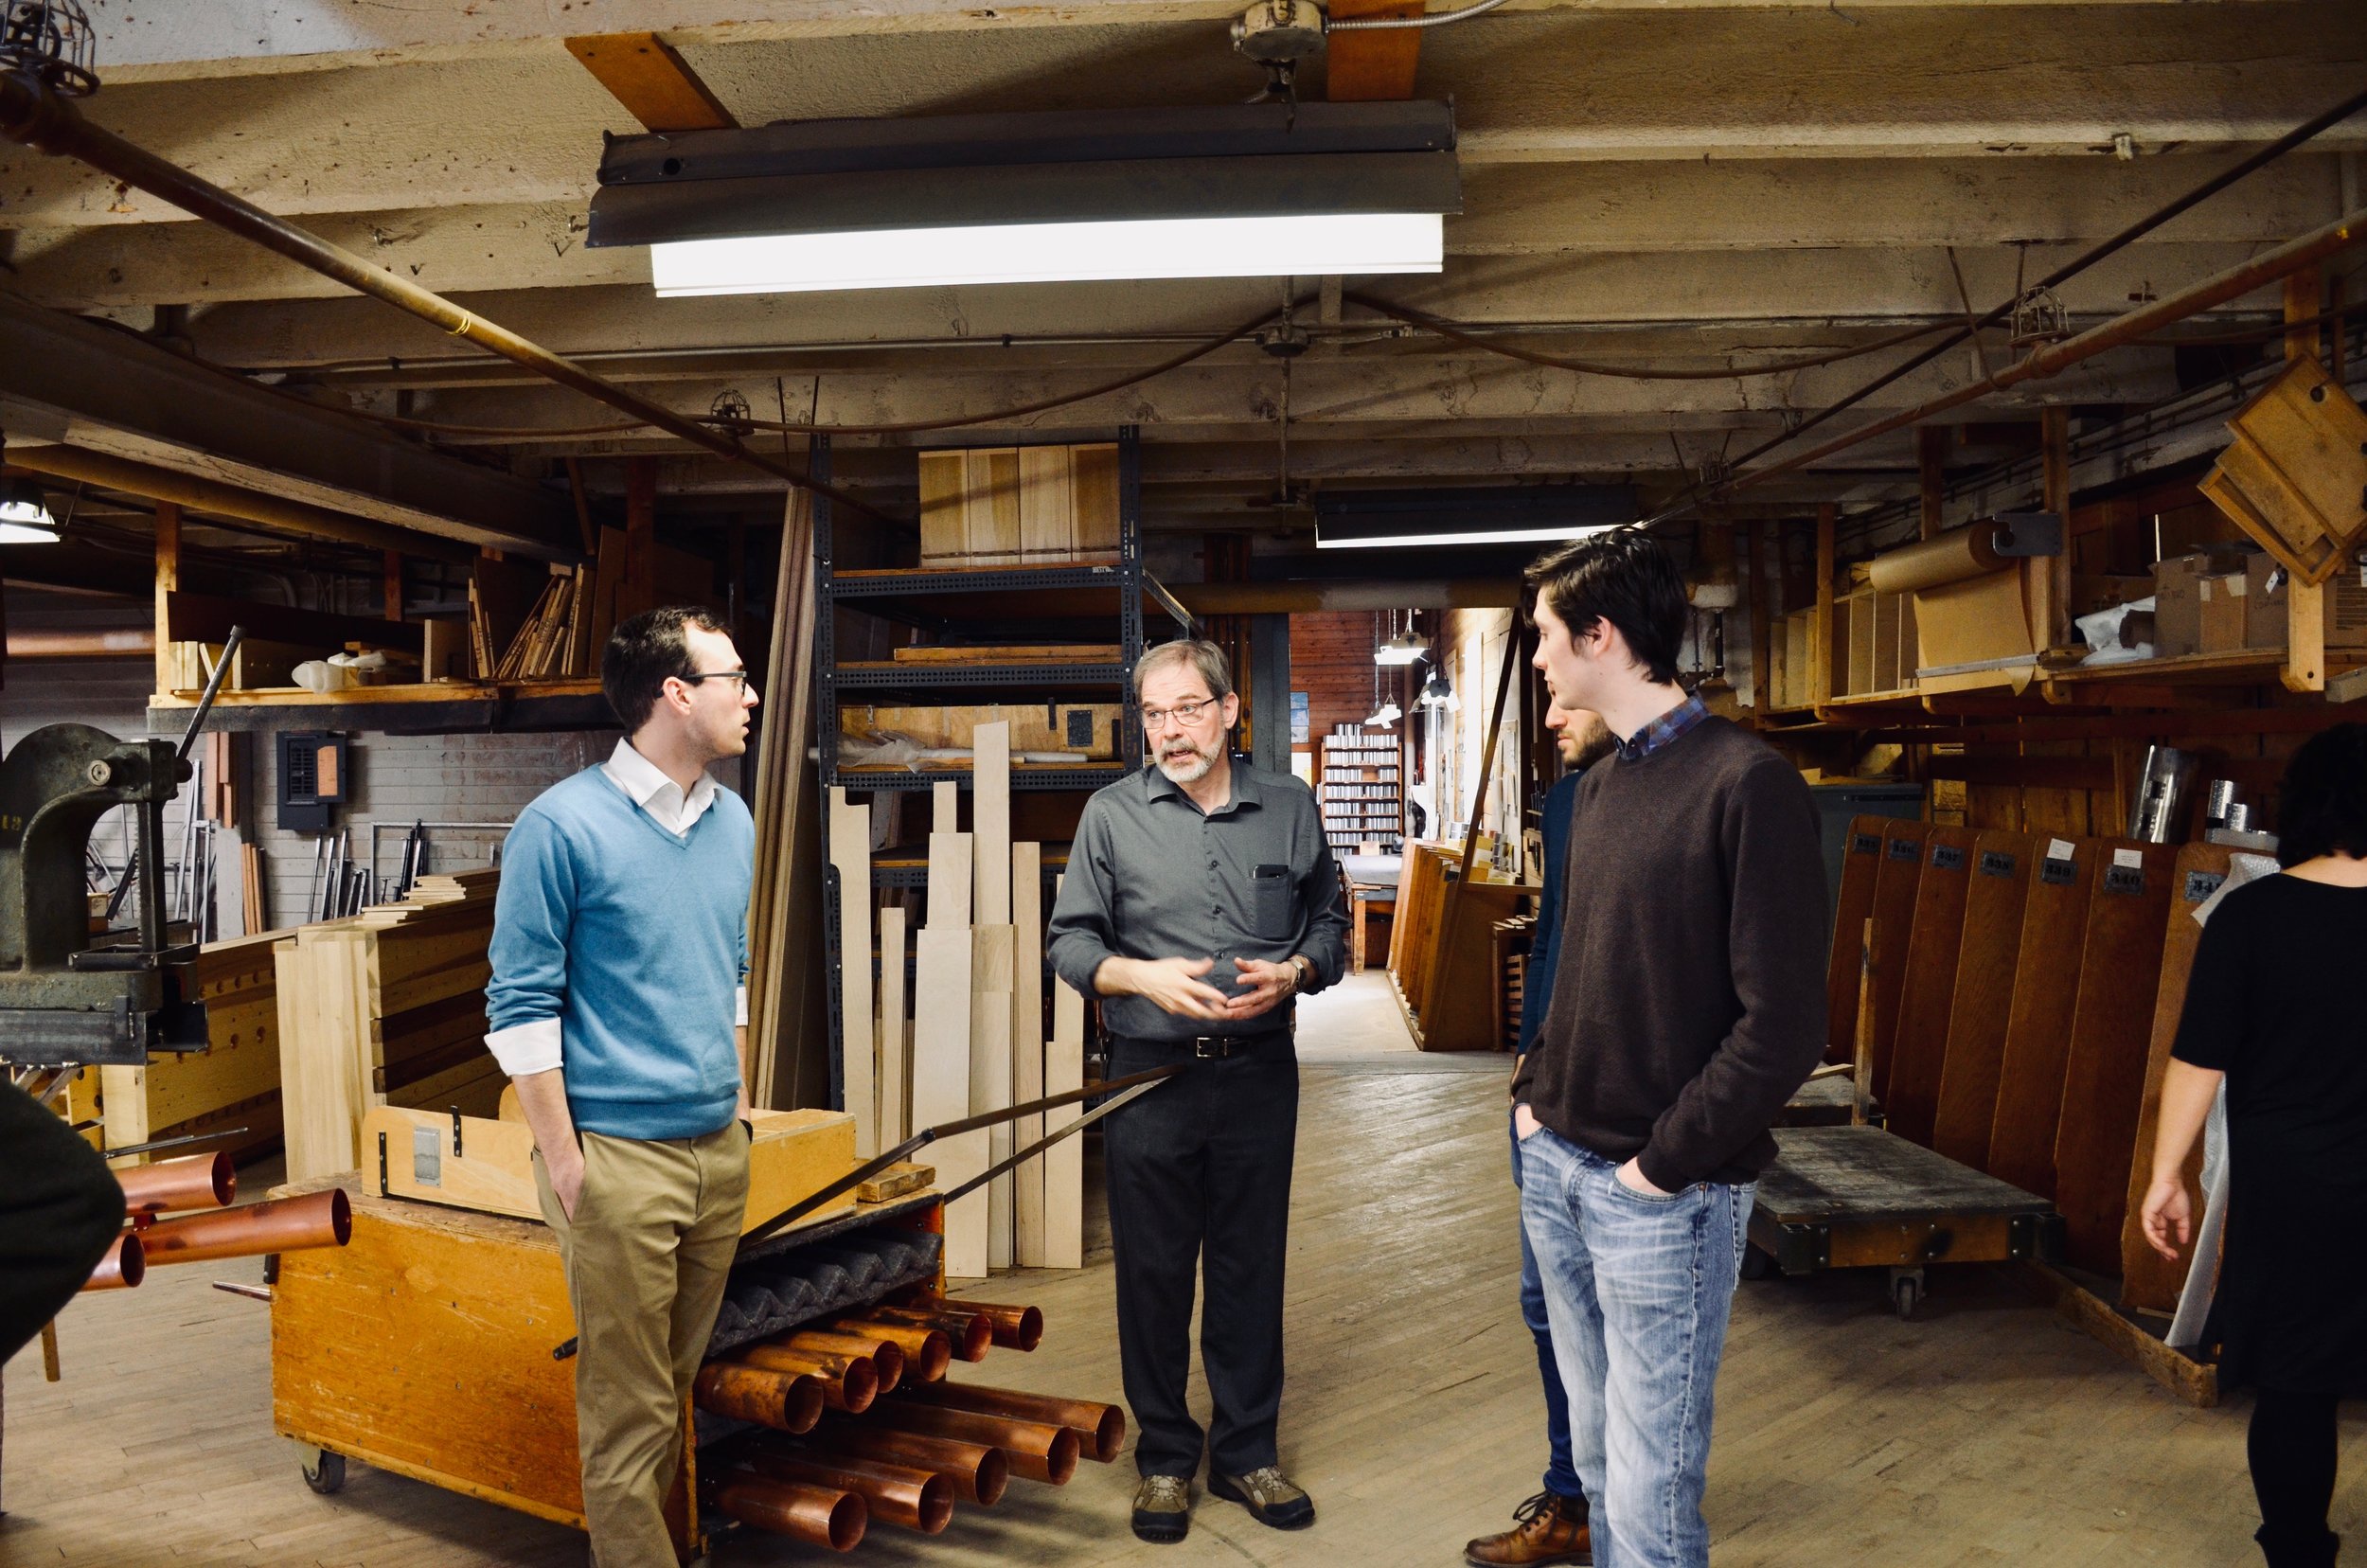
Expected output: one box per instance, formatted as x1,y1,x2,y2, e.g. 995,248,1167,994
1326,0,1514,30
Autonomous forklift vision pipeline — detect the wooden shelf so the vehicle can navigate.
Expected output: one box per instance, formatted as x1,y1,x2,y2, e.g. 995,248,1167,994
2040,648,2293,687
147,678,613,736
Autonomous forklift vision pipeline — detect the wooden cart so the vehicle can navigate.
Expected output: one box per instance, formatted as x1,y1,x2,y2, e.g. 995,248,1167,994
1746,1125,2062,1318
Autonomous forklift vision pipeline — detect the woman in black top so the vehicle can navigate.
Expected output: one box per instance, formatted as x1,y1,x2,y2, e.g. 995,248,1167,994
2141,722,2367,1568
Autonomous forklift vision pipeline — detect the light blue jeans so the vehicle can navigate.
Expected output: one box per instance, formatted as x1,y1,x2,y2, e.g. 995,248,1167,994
1517,1125,1753,1568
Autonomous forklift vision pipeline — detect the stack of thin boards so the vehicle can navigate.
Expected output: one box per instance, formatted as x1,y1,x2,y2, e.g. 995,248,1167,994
275,868,505,1182
830,721,1087,1279
1822,815,2229,1295
917,443,1122,569
468,537,717,683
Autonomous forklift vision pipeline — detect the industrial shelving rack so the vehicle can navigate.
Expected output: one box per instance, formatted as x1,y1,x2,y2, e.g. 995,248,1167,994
811,427,1194,1108
1318,722,1404,852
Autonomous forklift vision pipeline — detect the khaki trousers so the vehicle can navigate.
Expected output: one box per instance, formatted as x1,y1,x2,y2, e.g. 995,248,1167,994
535,1124,748,1567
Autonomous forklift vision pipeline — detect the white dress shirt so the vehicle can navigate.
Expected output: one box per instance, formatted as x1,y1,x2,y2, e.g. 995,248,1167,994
484,739,749,1078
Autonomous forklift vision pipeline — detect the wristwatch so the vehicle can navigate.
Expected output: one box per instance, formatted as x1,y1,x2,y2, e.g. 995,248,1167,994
1287,954,1314,992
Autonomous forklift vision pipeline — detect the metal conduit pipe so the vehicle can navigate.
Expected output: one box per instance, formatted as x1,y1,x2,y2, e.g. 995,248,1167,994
1723,206,2367,497
0,69,894,528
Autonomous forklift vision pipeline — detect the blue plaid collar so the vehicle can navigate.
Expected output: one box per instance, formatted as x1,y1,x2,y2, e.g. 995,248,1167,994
1612,690,1709,763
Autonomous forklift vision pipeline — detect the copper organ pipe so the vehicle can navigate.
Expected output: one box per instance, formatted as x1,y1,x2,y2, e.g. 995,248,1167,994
80,1232,145,1292
832,1318,952,1383
116,1151,235,1218
739,1448,954,1535
805,1417,1011,1506
693,1363,826,1434
734,1345,880,1415
781,1328,905,1392
896,1380,1126,1463
138,1189,350,1266
914,1294,1043,1352
860,1400,1080,1485
860,1301,993,1362
711,1474,865,1552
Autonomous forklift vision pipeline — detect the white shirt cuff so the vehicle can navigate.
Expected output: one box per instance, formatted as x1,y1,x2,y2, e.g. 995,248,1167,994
736,985,749,1028
487,1018,563,1078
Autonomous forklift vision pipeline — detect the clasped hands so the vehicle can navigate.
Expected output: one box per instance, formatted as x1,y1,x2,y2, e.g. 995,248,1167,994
1102,954,1295,1024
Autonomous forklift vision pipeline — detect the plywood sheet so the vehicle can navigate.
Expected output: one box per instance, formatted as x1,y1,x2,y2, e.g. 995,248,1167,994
1931,829,2038,1171
913,925,983,1277
2053,841,2179,1273
926,832,973,931
1017,445,1072,560
918,450,966,565
1824,816,1889,1063
1986,836,2101,1200
1884,824,1980,1144
1011,843,1047,1268
1071,443,1121,556
972,722,1010,925
1864,818,1935,1095
2119,843,2235,1311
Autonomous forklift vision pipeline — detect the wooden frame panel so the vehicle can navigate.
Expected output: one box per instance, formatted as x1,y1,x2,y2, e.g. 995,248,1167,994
1987,834,2099,1199
1863,817,1934,1095
1883,824,1980,1143
1930,829,2038,1170
1824,817,1889,1063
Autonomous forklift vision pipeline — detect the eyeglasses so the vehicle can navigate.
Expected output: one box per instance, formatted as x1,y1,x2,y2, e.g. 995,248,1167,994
1140,698,1219,729
678,668,754,693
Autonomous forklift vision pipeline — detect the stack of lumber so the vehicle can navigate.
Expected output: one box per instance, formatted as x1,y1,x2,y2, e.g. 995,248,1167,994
276,869,505,1182
917,443,1121,569
1385,844,1538,1052
468,538,716,683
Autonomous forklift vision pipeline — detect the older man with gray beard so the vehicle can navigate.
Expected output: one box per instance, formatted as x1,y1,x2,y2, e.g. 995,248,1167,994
1047,638,1348,1546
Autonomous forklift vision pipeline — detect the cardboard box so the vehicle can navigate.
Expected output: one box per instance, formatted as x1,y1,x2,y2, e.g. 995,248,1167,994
2243,553,2289,650
2198,572,2249,654
2329,560,2367,651
2152,550,2249,658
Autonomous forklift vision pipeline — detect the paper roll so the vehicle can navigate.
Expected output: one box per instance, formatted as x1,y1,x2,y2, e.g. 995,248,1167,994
1866,523,2006,595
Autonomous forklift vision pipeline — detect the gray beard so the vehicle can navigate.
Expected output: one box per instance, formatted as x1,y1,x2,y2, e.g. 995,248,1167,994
1156,744,1218,784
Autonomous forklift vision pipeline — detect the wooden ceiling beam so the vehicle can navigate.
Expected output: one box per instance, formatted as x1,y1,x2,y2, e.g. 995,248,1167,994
564,32,737,133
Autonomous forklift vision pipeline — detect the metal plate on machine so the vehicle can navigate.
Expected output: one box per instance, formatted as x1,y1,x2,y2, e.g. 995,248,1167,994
1978,851,2017,878
0,1000,145,1066
1851,832,1882,856
1931,846,1967,871
413,1126,442,1186
2103,865,2147,897
2040,857,2076,886
2184,870,2227,903
1888,838,1921,861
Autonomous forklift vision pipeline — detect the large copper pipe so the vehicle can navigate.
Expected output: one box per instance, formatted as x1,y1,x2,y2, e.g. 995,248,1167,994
781,1328,904,1393
897,1381,1125,1464
862,1400,1080,1485
833,1318,952,1383
694,1363,825,1435
80,1232,145,1292
804,1417,1010,1506
736,1344,878,1415
712,1473,865,1552
914,1295,1043,1352
116,1151,235,1218
138,1189,350,1266
861,1302,993,1363
740,1448,953,1535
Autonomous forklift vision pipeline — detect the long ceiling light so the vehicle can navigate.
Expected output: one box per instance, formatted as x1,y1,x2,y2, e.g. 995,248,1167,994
588,102,1459,295
1315,485,1637,550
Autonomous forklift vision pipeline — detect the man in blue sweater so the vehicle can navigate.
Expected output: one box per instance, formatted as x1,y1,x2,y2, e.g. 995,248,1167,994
1467,700,1612,1568
486,606,759,1565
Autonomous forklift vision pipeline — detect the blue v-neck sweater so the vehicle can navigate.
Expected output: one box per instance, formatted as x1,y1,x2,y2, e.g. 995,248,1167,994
487,767,755,1139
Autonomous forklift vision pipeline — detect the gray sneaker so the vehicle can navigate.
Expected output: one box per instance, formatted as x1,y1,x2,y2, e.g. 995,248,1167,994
1209,1467,1316,1530
1132,1474,1192,1543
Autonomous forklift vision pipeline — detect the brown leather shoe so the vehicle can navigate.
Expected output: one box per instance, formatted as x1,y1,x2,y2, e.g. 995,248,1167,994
1464,1490,1591,1567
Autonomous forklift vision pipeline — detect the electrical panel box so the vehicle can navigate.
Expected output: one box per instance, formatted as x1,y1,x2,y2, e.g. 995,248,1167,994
277,731,350,833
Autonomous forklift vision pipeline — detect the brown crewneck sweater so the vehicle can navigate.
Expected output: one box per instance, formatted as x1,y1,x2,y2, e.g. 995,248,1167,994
1509,716,1827,1190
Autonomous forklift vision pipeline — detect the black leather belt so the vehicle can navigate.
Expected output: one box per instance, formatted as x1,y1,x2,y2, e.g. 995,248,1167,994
1116,1031,1289,1060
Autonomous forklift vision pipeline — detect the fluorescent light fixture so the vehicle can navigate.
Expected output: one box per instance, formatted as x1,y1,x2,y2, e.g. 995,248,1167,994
591,102,1460,296
1363,700,1403,727
652,213,1440,296
1315,485,1639,550
0,481,57,543
1419,672,1456,710
1373,630,1431,666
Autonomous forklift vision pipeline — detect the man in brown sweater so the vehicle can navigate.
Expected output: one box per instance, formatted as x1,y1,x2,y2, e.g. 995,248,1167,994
1510,529,1825,1568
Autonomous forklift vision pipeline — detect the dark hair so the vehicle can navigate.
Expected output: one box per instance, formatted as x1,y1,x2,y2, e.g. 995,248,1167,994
603,605,730,735
2274,722,2367,868
1522,528,1688,686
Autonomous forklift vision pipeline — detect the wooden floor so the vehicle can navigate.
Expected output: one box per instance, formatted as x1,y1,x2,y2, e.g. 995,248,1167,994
8,1060,2359,1567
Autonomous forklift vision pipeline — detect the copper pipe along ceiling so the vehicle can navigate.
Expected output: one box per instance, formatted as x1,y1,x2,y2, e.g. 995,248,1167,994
711,1474,865,1552
897,1381,1125,1464
739,1448,954,1535
861,1301,993,1363
805,1417,1011,1506
782,1328,905,1393
0,71,893,530
138,1188,350,1267
861,1400,1080,1485
694,1363,826,1434
80,1231,145,1292
735,1345,880,1415
832,1318,952,1383
916,1295,1043,1352
116,1151,235,1218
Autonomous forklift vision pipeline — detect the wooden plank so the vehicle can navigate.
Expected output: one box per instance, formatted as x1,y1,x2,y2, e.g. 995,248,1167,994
1824,816,1889,1063
363,1105,543,1220
964,449,1023,567
828,789,877,1158
1011,843,1047,1268
2042,1266,2218,1407
2052,840,2179,1273
2119,843,2235,1312
1931,829,2039,1171
1070,443,1122,558
1986,836,2103,1200
878,902,909,1147
1883,824,1979,1143
1044,872,1086,1270
917,450,967,566
972,721,1011,925
972,924,1016,1271
933,779,959,835
913,925,984,1277
890,643,1120,664
563,31,737,132
1324,0,1422,101
926,832,973,931
1017,444,1072,561
1863,817,1934,1094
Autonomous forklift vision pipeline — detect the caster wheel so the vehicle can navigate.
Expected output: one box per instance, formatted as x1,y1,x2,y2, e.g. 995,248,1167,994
303,1450,347,1494
1740,1243,1776,1281
1891,1275,1921,1320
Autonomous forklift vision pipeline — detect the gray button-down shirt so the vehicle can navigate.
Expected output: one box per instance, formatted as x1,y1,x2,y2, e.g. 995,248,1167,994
1047,758,1350,1042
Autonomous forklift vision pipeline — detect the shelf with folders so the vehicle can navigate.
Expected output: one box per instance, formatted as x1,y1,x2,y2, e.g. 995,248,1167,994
1317,722,1403,851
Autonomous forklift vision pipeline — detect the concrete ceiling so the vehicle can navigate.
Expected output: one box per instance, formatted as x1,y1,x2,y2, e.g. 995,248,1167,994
1,0,2360,558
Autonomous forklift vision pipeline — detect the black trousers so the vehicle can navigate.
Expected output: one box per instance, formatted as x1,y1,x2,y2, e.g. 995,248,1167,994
1104,1035,1298,1479
0,1080,126,1363
2251,1387,2341,1567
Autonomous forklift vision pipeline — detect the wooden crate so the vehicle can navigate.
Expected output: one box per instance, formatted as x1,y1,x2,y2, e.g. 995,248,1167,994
917,443,1122,568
